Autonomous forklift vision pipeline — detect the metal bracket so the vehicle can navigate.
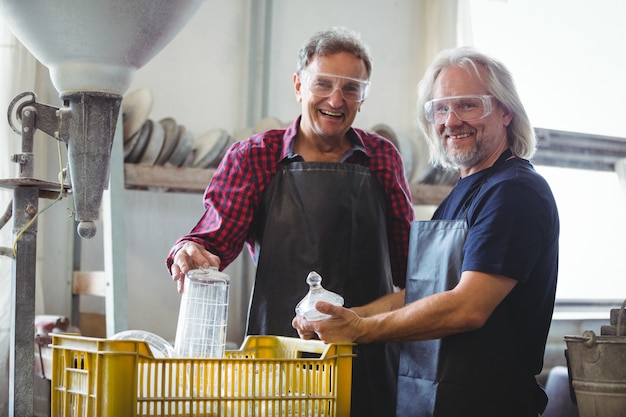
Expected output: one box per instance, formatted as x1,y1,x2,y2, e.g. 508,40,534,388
7,91,65,141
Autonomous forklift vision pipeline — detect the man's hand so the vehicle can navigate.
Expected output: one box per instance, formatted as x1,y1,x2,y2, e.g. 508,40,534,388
171,241,221,293
292,301,363,343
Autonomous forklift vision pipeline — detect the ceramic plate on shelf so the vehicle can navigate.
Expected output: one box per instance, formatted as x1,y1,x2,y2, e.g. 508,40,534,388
192,128,231,168
139,119,165,165
165,125,194,167
122,88,153,141
123,126,142,160
155,117,180,165
207,132,235,168
180,147,196,168
124,120,151,163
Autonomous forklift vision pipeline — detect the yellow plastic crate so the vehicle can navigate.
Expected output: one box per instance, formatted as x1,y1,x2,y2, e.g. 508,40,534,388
51,334,354,417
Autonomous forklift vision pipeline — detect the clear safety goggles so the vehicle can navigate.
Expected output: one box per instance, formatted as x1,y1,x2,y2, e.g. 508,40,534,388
300,70,371,102
424,94,495,125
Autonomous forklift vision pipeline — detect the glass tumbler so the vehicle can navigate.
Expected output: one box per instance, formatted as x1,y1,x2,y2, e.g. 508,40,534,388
174,267,230,358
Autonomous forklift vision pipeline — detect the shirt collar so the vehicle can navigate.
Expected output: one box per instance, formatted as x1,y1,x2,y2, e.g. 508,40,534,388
281,115,368,163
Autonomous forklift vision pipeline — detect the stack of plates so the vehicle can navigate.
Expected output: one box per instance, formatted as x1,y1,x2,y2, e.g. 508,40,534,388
121,89,196,167
122,92,288,169
123,117,195,167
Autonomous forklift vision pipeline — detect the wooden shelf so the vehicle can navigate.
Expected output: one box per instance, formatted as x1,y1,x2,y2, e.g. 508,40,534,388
410,183,453,206
124,163,453,205
124,163,215,193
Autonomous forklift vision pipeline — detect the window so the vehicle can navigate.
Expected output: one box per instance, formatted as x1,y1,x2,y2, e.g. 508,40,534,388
462,0,626,301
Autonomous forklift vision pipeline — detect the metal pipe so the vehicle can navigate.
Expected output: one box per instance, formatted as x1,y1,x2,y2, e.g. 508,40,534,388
7,106,38,417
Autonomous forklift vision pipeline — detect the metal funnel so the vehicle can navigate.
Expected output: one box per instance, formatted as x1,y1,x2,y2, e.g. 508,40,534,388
0,0,204,237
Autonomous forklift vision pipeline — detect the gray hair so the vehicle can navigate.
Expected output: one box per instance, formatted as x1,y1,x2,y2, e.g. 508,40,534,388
296,27,373,78
416,47,536,170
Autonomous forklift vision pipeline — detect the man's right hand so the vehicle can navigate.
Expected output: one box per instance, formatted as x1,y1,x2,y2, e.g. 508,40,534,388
171,241,221,293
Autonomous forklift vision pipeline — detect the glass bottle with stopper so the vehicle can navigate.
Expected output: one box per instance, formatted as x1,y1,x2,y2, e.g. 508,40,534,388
295,271,344,321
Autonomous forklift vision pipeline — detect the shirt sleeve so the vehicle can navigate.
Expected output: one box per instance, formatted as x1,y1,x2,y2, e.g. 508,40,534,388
165,140,270,272
462,179,548,283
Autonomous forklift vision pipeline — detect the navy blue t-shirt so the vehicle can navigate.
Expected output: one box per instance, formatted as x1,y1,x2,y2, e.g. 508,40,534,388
433,155,559,375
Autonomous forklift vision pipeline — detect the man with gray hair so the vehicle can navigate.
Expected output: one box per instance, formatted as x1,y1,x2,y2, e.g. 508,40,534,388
168,27,414,417
294,47,559,417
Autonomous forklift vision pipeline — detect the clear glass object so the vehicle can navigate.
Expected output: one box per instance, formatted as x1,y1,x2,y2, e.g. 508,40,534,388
111,329,175,358
295,271,344,321
174,267,230,358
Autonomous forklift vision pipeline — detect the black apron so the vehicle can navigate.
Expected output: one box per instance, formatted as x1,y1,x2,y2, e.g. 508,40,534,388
397,219,467,417
250,161,399,417
396,150,547,417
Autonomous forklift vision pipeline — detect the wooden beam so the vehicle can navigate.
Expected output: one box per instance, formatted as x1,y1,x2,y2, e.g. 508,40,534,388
71,271,107,297
124,164,214,193
410,183,453,206
125,163,454,205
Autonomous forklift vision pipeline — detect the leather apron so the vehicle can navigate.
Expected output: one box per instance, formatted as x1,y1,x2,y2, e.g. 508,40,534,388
396,219,468,417
396,150,547,417
250,161,399,417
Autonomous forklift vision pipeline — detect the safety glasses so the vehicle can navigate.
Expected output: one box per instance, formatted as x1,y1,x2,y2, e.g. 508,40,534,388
300,70,371,102
424,95,495,125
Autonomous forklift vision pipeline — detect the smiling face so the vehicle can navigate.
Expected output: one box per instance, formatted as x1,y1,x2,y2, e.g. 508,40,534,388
433,65,512,177
294,52,367,149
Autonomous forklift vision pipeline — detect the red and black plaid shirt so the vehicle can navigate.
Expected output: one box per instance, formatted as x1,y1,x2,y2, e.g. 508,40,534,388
166,116,414,287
